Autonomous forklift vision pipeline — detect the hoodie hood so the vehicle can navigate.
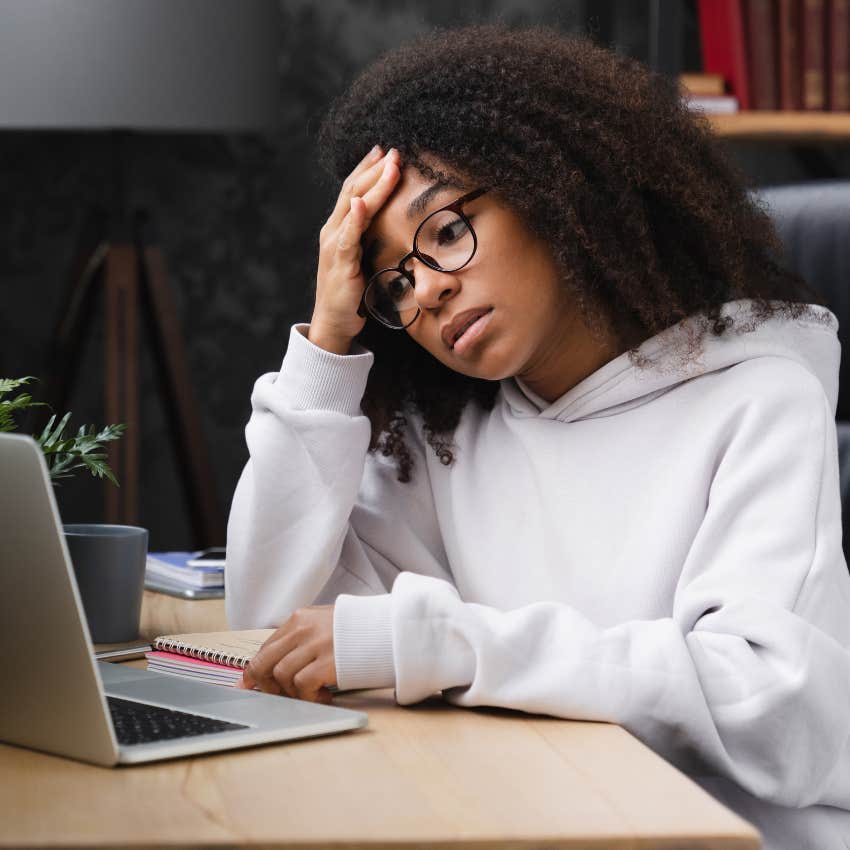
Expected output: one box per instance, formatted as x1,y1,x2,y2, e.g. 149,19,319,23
501,299,840,422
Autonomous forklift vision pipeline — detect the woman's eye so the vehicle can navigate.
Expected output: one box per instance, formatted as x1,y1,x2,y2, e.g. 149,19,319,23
387,276,410,301
436,218,469,245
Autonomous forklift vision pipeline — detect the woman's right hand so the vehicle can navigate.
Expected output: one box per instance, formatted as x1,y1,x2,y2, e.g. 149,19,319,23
309,145,402,354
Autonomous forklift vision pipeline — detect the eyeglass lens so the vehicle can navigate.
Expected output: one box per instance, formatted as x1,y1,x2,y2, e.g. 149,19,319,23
365,208,476,329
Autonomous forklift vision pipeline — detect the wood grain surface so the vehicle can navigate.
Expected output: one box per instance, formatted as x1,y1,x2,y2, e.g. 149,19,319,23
1,591,760,849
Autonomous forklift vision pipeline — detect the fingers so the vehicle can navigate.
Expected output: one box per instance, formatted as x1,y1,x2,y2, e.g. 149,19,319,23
358,158,400,227
328,146,383,225
334,158,399,266
271,646,320,700
315,687,334,705
294,668,335,704
335,196,367,266
278,661,336,704
275,656,334,703
244,647,331,702
241,632,332,702
242,626,288,689
312,146,402,347
236,670,257,690
243,632,297,695
329,147,400,228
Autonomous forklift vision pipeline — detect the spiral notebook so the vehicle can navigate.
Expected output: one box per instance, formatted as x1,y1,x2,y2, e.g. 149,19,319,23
147,629,340,692
146,630,274,687
151,629,274,668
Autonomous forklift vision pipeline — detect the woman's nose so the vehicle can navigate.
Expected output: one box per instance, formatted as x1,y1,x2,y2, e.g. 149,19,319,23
411,259,460,310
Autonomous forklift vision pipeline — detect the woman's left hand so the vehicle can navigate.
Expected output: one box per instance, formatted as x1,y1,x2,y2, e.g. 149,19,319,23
237,605,337,703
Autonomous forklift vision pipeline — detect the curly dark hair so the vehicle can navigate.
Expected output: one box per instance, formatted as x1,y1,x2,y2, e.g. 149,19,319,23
317,24,822,482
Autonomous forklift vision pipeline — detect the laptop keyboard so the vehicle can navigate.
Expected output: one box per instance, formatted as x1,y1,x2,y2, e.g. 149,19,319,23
107,696,248,745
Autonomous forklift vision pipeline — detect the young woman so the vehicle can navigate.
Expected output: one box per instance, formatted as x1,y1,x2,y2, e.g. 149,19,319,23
226,26,850,850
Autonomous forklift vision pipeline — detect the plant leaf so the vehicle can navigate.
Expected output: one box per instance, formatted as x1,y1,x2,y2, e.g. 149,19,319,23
0,376,48,433
41,420,127,486
39,411,73,451
0,376,37,398
1,378,125,486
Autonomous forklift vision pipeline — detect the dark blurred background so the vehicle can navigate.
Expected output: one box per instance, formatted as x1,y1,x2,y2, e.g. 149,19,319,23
2,0,849,549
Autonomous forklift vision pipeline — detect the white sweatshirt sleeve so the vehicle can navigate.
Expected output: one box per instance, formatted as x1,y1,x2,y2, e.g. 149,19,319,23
333,363,850,809
225,324,453,683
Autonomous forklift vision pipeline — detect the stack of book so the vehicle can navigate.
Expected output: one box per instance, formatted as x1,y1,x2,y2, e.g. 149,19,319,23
698,0,850,112
145,630,273,686
680,72,740,113
145,551,225,598
145,629,339,693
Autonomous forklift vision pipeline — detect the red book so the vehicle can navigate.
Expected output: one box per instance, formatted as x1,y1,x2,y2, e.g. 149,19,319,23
777,0,802,108
801,0,827,109
745,0,779,108
827,0,850,110
698,0,751,109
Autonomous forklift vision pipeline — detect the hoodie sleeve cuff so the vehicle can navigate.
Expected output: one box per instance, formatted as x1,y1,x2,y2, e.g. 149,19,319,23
333,592,396,691
275,324,374,416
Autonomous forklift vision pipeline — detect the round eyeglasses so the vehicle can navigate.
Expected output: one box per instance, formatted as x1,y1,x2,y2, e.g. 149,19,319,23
358,187,489,330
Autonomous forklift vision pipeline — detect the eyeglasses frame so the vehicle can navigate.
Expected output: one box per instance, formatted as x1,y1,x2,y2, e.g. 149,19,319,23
358,186,490,330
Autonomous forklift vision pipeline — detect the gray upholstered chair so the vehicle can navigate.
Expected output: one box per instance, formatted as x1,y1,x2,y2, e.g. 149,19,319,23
756,181,850,564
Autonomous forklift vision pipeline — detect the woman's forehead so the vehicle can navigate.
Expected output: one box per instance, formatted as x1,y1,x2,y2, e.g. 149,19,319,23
380,166,445,222
365,165,458,254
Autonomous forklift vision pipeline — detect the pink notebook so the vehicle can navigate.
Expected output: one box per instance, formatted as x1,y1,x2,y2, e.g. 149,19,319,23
145,650,248,686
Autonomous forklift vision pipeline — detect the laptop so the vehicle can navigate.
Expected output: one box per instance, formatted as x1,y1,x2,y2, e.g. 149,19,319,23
0,433,368,766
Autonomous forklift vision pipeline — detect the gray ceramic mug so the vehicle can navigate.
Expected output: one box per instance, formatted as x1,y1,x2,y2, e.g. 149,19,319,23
63,524,148,643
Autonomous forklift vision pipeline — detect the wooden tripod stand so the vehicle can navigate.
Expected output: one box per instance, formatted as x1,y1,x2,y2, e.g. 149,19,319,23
46,206,225,548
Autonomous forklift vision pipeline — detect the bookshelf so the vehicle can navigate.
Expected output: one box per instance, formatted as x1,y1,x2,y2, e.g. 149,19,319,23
708,112,850,142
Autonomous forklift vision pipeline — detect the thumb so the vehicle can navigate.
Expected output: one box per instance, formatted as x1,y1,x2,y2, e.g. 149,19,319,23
237,669,256,690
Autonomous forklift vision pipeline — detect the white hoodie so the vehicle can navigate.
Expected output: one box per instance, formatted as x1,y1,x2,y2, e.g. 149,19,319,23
226,299,850,850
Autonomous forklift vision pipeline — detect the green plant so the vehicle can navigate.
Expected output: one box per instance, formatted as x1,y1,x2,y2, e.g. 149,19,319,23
0,377,127,485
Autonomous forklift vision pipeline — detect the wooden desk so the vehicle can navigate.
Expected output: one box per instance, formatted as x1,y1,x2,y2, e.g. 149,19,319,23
1,592,760,849
137,589,226,640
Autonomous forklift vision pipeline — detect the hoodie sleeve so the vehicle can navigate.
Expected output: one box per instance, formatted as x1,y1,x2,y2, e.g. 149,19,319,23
334,360,850,809
225,324,452,648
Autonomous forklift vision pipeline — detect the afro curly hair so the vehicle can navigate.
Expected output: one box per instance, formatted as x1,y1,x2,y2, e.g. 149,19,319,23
317,24,822,482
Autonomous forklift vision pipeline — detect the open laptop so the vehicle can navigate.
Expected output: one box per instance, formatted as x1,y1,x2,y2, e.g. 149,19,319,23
0,433,367,766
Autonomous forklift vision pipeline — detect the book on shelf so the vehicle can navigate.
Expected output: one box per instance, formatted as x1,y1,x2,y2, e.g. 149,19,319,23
829,0,850,110
679,73,740,113
745,0,779,109
802,0,827,109
778,0,802,109
698,0,850,114
679,72,726,95
145,551,224,588
698,0,751,109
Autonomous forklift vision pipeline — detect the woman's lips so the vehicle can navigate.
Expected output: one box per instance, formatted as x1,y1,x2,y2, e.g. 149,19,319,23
442,306,491,349
451,308,494,355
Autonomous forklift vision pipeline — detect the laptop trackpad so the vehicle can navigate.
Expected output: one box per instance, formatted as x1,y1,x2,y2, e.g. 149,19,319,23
107,676,251,708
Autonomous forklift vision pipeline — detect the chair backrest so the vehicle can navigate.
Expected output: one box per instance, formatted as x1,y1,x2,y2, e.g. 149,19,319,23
757,182,850,564
755,181,850,419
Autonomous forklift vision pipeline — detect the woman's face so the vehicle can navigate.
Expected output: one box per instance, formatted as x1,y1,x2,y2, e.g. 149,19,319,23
362,163,623,401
